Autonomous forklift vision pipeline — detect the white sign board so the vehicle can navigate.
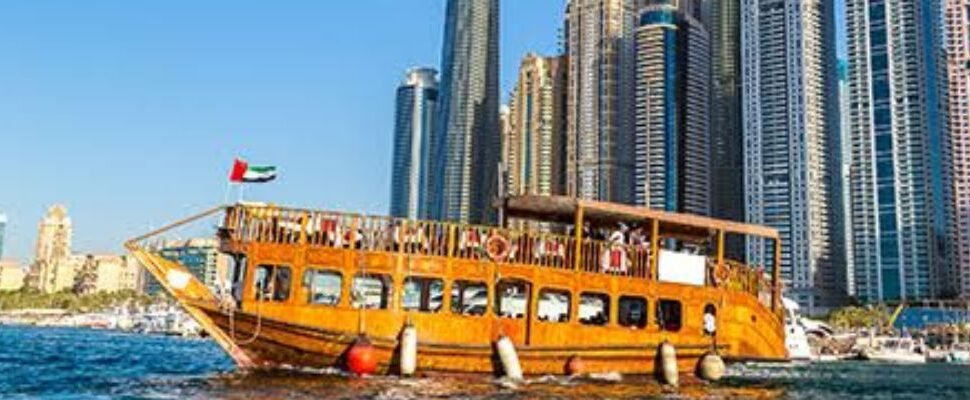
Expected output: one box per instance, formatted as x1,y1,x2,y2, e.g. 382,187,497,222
657,250,707,286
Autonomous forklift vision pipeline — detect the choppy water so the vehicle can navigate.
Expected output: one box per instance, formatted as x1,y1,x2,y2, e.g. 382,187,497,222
1,325,969,399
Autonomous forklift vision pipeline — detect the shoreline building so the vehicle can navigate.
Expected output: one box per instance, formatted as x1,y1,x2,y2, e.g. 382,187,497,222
432,0,501,224
633,0,712,216
707,0,745,259
32,205,75,293
0,259,25,291
564,0,639,204
741,0,845,312
503,53,568,199
944,0,970,298
390,67,439,220
845,0,947,302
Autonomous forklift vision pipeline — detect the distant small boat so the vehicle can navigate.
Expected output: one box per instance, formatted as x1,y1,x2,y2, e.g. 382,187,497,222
860,338,926,364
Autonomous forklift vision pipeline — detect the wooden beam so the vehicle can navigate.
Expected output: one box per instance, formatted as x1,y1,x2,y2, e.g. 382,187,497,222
650,219,660,280
573,206,584,271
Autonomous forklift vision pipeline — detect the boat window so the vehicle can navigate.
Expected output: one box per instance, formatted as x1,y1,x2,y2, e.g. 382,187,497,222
618,296,648,329
403,276,444,313
303,268,342,306
537,289,571,323
451,280,487,316
579,292,610,326
657,299,683,331
351,273,392,309
495,280,531,319
254,265,291,302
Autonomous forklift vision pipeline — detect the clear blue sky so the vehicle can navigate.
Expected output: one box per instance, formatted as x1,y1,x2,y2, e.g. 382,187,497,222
0,1,562,260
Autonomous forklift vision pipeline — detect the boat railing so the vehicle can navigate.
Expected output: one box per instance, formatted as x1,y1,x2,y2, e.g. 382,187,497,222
222,205,765,288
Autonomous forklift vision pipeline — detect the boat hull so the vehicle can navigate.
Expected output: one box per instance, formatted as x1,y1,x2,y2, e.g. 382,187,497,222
198,303,760,376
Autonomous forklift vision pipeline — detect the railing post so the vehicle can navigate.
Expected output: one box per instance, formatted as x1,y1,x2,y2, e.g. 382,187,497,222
573,206,584,271
772,237,782,312
716,230,725,287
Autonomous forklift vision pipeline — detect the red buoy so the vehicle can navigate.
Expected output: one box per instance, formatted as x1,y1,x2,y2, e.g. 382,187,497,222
565,355,586,376
345,336,378,376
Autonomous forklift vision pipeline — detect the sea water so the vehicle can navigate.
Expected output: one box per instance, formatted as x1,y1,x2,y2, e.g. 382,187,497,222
1,325,969,399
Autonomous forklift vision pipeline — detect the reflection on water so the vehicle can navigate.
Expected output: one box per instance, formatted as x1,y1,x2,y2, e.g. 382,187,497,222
2,326,970,399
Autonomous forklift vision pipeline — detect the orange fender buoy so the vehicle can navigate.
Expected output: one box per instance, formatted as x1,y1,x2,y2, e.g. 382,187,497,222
565,355,586,376
345,336,378,376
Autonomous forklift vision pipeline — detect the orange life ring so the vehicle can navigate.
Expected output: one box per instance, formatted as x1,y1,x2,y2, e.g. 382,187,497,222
714,264,731,285
486,234,510,262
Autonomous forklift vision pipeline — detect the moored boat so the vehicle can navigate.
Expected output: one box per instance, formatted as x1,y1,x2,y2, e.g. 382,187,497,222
126,196,789,377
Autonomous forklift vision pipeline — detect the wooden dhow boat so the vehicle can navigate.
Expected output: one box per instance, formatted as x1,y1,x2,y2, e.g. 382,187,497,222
126,196,788,378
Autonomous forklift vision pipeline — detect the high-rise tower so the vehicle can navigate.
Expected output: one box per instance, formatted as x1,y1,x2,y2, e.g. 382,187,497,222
845,0,946,302
943,0,970,298
707,0,745,259
432,0,501,224
634,0,712,215
742,0,845,312
564,0,639,203
390,67,439,220
503,53,568,198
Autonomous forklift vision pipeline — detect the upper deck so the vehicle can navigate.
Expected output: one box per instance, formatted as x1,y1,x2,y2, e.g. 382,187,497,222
217,196,782,313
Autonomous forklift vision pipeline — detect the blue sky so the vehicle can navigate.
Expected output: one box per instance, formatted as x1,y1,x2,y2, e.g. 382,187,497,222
0,1,846,261
0,1,562,260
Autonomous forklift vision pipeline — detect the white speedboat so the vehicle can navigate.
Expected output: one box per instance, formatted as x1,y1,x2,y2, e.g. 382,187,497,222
783,298,813,361
860,338,927,364
946,343,970,364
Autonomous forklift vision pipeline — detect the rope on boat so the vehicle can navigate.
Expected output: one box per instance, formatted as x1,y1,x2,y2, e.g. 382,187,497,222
230,269,268,346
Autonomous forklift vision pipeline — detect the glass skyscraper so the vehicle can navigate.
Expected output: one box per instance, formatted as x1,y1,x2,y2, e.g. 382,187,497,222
845,0,946,302
634,1,711,216
707,0,745,259
742,0,845,312
943,0,969,298
432,0,501,224
390,67,439,220
564,0,639,204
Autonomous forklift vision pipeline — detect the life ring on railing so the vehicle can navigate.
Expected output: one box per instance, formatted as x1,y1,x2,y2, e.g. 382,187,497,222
600,246,628,273
714,264,731,286
486,234,510,262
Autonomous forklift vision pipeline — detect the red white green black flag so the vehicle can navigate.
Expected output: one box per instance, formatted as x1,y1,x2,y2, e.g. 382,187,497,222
229,158,277,183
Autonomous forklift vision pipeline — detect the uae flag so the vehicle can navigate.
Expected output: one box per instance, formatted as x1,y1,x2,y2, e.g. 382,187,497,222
229,158,277,183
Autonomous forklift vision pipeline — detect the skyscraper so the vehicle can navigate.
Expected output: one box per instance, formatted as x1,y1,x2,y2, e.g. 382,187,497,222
390,67,439,220
565,0,639,203
0,213,6,259
845,0,946,302
943,0,970,298
503,53,567,198
432,0,501,224
707,0,745,258
634,0,712,215
742,0,845,312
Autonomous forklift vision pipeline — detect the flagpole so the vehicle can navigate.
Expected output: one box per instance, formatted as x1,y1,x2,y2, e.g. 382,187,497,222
238,183,245,203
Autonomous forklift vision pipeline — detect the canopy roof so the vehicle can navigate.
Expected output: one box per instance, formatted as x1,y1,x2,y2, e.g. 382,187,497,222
502,195,779,241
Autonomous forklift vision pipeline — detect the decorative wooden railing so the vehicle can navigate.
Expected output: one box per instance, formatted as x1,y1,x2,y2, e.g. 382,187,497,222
221,205,763,292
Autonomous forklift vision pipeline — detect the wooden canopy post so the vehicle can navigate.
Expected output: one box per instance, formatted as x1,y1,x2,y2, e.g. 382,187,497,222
573,205,585,271
715,230,725,286
650,219,660,280
772,237,782,312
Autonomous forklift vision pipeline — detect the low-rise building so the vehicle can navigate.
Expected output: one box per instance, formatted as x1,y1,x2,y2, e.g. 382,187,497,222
0,259,25,291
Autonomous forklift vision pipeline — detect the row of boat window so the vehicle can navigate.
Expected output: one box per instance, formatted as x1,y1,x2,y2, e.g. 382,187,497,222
253,265,688,331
